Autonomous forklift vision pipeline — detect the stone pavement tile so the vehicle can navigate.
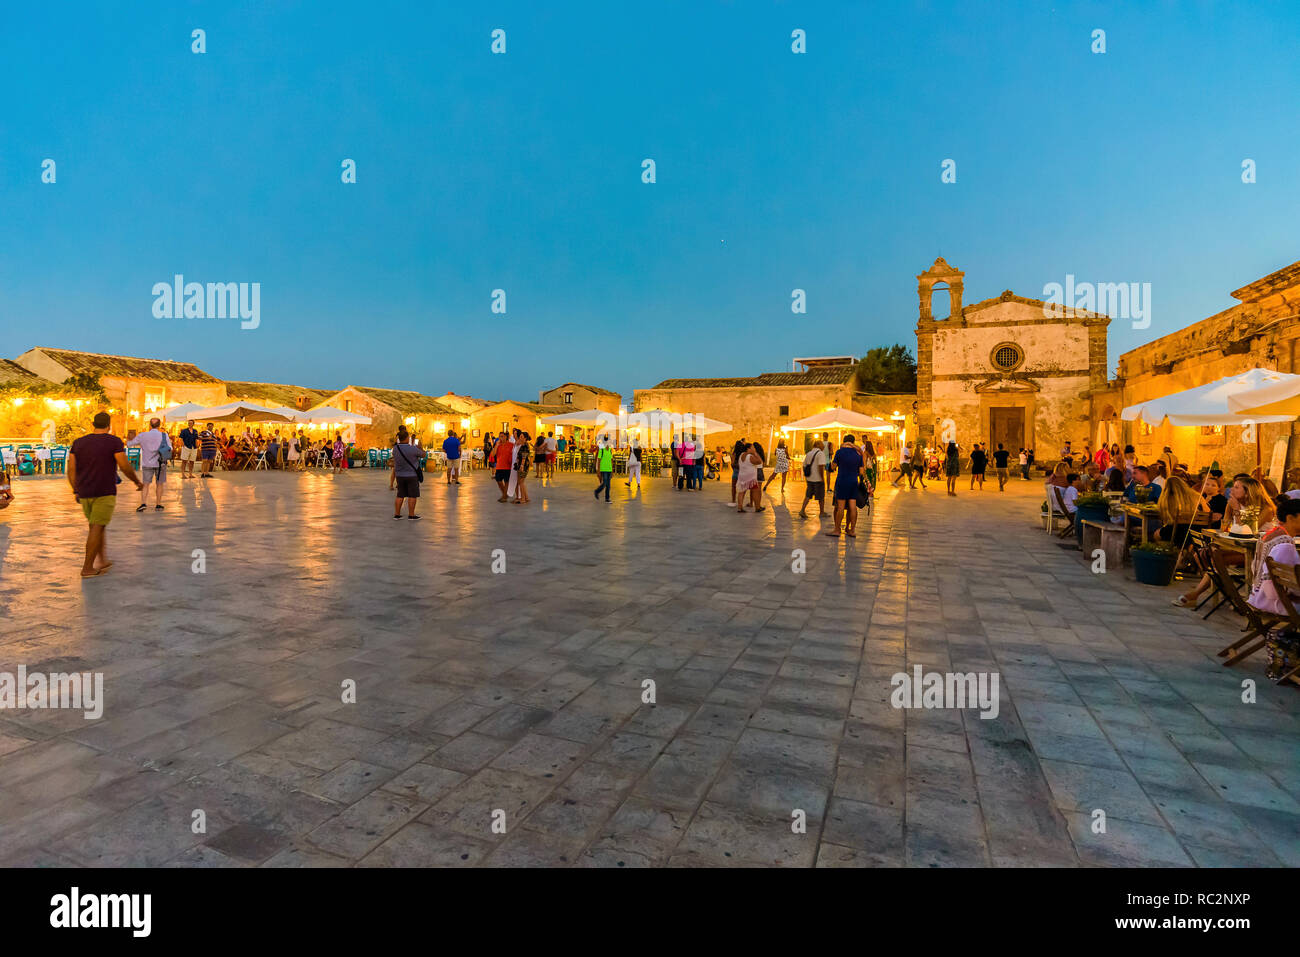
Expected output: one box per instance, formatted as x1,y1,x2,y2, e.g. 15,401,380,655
632,733,734,811
486,828,585,866
1040,759,1165,827
980,795,1075,861
305,791,427,860
833,753,903,809
472,704,555,741
1167,730,1256,767
49,795,217,867
1144,783,1273,853
540,709,621,744
164,845,244,868
673,801,815,867
520,792,616,844
412,699,498,738
1222,806,1300,867
0,738,105,787
204,822,291,864
1063,811,1194,867
588,731,667,772
256,718,389,772
1024,727,1127,771
601,796,691,849
260,843,352,868
367,732,448,770
1183,842,1282,867
230,751,323,791
706,753,831,822
0,795,114,859
381,762,468,804
1190,762,1300,813
431,731,515,773
424,767,556,840
1225,729,1300,767
904,822,990,867
747,707,843,741
578,837,670,868
489,733,587,779
764,677,853,719
359,822,493,867
819,796,903,863
682,702,751,740
301,759,396,805
553,760,642,808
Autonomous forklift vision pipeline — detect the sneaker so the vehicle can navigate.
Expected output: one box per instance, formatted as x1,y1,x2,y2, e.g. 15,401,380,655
136,504,146,512
408,515,421,520
155,505,163,510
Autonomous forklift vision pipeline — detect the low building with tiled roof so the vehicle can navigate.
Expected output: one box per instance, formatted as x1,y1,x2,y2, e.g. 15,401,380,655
13,347,227,426
0,359,50,387
224,380,335,410
467,400,576,445
317,385,461,449
435,391,496,415
539,382,622,413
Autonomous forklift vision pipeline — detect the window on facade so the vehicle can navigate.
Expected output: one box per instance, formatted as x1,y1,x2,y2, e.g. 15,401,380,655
563,392,574,404
991,343,1024,372
1140,422,1154,436
143,390,165,411
779,405,789,416
1201,425,1224,436
344,400,352,412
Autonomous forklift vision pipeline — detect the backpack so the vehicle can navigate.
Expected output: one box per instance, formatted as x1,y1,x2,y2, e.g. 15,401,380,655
156,431,172,466
802,448,818,478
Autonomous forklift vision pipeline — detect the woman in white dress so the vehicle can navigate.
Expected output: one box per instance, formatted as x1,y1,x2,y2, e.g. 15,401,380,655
736,444,762,513
763,439,790,495
287,433,301,470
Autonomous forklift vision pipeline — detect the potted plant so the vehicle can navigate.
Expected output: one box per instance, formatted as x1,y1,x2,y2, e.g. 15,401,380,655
1132,541,1178,586
1074,491,1111,545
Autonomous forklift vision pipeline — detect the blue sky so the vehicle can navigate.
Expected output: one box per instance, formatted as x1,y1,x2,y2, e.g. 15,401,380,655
2,1,1297,402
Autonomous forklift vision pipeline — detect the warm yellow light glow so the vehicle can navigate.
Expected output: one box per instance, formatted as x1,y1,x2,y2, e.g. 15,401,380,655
555,426,564,435
460,418,470,429
893,410,900,416
404,416,416,426
13,397,25,407
433,422,446,433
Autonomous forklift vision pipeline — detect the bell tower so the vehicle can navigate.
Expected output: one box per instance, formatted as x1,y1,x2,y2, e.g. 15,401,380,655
915,257,964,446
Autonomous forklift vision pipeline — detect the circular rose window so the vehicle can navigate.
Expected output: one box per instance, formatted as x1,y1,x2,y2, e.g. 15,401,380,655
991,342,1024,372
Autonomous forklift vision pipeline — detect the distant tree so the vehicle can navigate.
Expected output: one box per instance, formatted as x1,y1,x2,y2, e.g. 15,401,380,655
856,345,917,393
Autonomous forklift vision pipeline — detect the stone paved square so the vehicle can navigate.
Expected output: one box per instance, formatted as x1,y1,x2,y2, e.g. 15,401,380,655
2,468,1298,867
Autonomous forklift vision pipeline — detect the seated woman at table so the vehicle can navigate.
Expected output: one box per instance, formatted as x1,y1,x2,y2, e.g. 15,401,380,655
1153,475,1202,544
1047,462,1069,488
1247,496,1300,614
1198,474,1227,526
1173,477,1277,608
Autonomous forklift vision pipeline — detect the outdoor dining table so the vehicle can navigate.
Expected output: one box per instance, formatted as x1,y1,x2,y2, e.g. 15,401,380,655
1121,503,1161,545
1211,531,1260,562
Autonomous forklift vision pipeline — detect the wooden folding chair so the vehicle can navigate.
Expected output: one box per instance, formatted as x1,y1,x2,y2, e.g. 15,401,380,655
1052,487,1075,539
1211,547,1282,667
1263,558,1300,685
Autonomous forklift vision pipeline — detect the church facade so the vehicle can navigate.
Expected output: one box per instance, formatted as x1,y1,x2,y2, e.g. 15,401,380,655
915,257,1109,457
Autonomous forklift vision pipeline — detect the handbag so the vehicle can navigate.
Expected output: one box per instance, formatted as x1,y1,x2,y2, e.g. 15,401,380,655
802,448,816,478
855,476,870,509
396,443,423,483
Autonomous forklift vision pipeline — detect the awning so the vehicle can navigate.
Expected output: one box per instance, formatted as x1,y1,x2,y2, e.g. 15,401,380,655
782,407,896,433
297,405,373,425
184,402,296,423
1120,369,1299,427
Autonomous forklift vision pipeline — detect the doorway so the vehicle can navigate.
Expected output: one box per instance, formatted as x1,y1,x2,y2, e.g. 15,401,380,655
990,407,1025,451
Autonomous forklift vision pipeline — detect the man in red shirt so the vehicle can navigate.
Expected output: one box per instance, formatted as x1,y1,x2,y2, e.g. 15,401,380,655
67,412,142,578
492,431,514,502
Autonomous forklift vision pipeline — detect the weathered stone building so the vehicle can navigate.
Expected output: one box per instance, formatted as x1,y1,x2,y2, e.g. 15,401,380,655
539,382,621,414
634,360,912,454
1094,258,1300,477
915,258,1109,455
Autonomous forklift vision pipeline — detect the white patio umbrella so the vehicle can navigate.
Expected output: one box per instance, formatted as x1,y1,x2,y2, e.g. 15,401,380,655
297,405,373,425
185,401,295,423
782,408,896,433
539,408,610,427
1225,370,1300,417
160,401,206,422
1120,368,1299,427
631,409,733,434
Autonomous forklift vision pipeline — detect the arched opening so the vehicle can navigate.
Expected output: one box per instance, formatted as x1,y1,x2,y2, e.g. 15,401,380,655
929,283,951,320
